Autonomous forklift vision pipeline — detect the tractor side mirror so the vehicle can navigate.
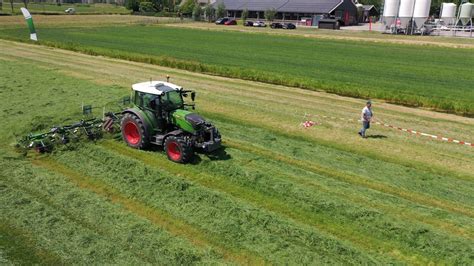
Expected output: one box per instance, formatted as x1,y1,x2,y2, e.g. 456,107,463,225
191,92,196,101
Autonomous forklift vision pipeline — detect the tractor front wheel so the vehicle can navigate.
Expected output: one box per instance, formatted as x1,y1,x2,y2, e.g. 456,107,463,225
121,113,149,149
164,136,193,163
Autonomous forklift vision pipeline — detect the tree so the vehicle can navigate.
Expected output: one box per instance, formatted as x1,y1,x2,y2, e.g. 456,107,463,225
151,0,162,12
179,0,194,15
125,0,140,12
9,0,14,13
216,2,225,18
241,9,248,22
192,3,201,21
204,4,215,22
22,0,28,9
264,8,276,21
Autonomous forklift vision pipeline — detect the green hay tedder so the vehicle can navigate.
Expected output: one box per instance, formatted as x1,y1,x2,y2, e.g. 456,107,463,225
17,80,222,163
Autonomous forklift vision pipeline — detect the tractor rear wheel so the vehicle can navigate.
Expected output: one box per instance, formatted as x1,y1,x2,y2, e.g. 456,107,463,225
164,136,193,163
121,113,149,149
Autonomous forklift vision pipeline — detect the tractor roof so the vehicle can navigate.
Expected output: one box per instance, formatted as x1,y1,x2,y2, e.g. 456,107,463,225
132,81,182,95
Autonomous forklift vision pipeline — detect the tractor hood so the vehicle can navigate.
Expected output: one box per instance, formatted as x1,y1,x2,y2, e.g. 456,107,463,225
171,109,206,133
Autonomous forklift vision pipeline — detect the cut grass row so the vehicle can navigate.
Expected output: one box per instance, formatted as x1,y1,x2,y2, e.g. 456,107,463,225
0,45,472,264
0,159,223,264
0,3,130,15
0,25,473,115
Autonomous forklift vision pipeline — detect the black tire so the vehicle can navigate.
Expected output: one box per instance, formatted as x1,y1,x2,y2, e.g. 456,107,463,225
121,113,149,149
164,136,193,163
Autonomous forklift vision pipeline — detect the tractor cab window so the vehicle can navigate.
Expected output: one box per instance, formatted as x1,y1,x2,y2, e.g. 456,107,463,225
161,91,183,111
136,92,160,111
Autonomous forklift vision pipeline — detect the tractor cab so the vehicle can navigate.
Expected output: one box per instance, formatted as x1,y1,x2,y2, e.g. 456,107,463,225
132,81,190,112
131,81,197,132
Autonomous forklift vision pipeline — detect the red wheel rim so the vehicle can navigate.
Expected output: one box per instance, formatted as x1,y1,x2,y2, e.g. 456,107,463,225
124,122,140,145
167,141,181,161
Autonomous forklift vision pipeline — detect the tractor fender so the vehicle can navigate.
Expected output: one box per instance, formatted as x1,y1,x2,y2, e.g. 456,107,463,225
161,129,185,145
122,109,151,138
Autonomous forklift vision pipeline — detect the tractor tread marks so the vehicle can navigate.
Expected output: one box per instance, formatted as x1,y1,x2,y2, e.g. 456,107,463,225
164,136,194,164
121,113,150,149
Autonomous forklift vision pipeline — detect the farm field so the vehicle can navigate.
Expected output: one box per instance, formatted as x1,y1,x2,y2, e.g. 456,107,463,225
0,18,473,116
0,3,130,15
0,15,179,29
0,40,473,264
167,22,474,48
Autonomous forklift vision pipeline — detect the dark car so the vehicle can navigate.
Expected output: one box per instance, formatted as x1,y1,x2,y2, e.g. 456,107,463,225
224,19,237,25
215,17,230,25
283,23,296,29
244,21,254,27
270,22,283,29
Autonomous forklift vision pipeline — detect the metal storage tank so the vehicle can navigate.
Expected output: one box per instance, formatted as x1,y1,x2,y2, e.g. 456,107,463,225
440,3,457,25
413,0,431,28
383,0,400,26
459,3,473,26
398,0,415,27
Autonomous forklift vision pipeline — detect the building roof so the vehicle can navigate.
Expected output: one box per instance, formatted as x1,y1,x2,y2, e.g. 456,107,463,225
223,0,288,11
216,0,345,13
132,81,181,95
281,0,343,13
362,5,375,11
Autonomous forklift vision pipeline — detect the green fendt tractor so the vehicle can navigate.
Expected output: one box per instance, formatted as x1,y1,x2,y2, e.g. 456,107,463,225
120,81,221,163
17,80,221,164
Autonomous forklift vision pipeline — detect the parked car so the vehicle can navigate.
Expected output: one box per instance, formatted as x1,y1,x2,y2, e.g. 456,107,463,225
244,21,254,27
270,22,283,29
64,8,76,14
215,17,230,25
224,19,237,25
283,23,296,29
253,21,267,27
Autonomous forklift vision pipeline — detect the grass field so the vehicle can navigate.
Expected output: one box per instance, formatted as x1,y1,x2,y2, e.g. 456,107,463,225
167,22,474,48
0,19,472,116
0,40,473,264
0,3,130,15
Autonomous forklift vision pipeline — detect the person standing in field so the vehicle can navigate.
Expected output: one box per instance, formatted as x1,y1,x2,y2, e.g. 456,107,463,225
358,100,373,138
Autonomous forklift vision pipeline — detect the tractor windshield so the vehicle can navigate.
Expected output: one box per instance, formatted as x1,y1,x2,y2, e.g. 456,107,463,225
162,90,183,111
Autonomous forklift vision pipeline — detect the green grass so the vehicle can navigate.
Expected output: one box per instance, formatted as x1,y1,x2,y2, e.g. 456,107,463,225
0,43,473,264
0,3,131,15
0,25,473,115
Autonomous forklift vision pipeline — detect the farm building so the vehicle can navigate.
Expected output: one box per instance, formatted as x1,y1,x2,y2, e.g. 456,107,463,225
215,0,359,25
362,5,379,22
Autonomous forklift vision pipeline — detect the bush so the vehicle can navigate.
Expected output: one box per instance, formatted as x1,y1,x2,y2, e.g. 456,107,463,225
192,4,201,21
140,2,156,12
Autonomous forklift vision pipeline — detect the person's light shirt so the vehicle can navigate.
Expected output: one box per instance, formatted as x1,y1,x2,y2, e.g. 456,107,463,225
361,106,373,122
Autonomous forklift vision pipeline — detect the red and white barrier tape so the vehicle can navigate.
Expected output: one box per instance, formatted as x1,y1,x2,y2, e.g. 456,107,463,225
301,113,473,147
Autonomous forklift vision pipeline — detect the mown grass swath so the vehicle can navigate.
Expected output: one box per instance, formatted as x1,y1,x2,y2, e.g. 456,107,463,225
0,3,130,15
0,25,473,116
0,48,472,264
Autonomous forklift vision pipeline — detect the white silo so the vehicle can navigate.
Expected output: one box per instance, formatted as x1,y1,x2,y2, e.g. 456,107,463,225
458,2,473,26
440,3,457,25
412,0,431,29
398,0,415,28
383,0,400,27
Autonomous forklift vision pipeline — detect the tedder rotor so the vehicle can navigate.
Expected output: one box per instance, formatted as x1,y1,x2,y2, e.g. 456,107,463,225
17,80,222,164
